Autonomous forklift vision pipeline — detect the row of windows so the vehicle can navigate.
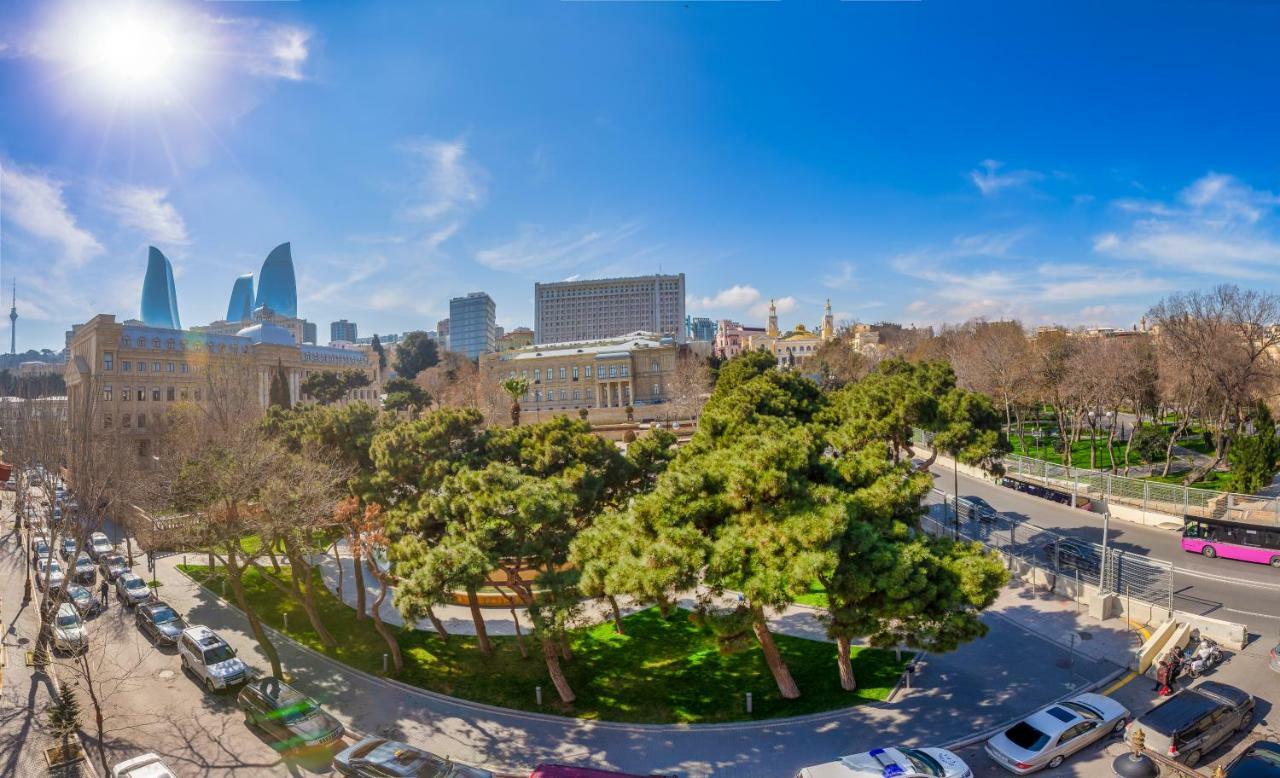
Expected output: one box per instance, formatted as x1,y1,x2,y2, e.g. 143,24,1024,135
118,336,247,353
103,412,156,429
103,353,191,374
525,383,662,403
104,385,199,403
506,363,637,382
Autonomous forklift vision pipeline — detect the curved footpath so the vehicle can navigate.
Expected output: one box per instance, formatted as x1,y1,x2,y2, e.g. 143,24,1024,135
155,553,1128,777
927,463,1280,637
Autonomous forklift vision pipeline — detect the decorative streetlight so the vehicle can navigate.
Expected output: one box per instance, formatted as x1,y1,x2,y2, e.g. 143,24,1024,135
1111,727,1158,778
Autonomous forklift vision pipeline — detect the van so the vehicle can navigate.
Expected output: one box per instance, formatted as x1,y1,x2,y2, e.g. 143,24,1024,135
1126,681,1254,768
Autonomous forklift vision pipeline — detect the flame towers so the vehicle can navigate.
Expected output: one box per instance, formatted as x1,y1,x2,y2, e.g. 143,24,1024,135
253,242,298,318
140,247,182,330
226,274,255,322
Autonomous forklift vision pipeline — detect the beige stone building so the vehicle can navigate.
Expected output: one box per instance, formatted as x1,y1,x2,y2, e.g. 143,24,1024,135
496,326,534,352
65,315,380,458
481,332,678,411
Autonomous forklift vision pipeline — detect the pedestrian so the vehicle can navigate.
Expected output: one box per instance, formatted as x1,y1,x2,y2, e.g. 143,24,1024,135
98,578,109,608
1154,657,1169,694
1166,649,1183,693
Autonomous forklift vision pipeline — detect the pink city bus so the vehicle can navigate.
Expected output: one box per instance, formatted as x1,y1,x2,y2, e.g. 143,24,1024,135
1182,517,1280,568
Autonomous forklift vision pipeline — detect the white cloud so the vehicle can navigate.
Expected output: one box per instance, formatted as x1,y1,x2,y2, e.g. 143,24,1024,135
821,262,856,291
1094,172,1280,277
969,159,1044,196
209,18,313,81
400,138,485,224
303,254,388,304
1,163,103,267
474,222,644,273
100,185,189,245
692,285,761,310
751,295,796,319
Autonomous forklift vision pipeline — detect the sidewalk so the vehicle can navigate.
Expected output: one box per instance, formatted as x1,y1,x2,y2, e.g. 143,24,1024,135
154,551,1136,777
0,507,92,777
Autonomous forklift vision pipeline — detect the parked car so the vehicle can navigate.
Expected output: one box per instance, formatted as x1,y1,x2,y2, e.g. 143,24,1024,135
1270,643,1280,674
797,746,972,778
962,496,1000,524
115,572,153,608
334,736,495,777
238,677,344,752
179,625,249,692
32,537,51,563
72,554,98,585
51,602,87,654
89,531,114,560
36,557,65,591
99,553,129,581
1225,741,1280,778
1126,681,1254,767
64,584,104,617
135,602,187,646
111,753,177,778
1041,539,1100,574
985,693,1129,773
60,536,78,561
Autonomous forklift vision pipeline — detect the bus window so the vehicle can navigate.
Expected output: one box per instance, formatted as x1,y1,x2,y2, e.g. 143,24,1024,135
1183,521,1201,538
1243,529,1262,547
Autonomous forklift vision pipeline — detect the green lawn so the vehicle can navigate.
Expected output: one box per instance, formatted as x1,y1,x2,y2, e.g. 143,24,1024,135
179,565,906,723
1009,435,1133,470
1141,470,1235,492
794,581,828,608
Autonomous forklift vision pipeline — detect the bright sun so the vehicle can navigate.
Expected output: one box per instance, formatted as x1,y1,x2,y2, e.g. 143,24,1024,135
84,14,177,91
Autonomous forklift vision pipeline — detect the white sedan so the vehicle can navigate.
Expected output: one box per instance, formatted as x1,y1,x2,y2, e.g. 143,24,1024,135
985,693,1130,773
797,746,971,778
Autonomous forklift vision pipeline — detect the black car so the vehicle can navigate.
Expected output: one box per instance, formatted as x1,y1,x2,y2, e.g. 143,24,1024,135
962,496,1000,524
72,554,97,585
99,553,129,581
238,677,344,752
1227,741,1280,778
60,537,78,561
63,584,104,618
1042,539,1101,573
135,601,187,646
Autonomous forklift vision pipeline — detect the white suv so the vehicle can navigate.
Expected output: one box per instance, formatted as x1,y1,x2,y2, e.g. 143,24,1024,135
178,626,249,692
51,602,87,654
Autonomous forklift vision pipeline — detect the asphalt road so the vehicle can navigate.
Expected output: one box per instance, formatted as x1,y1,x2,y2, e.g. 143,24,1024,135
927,463,1280,638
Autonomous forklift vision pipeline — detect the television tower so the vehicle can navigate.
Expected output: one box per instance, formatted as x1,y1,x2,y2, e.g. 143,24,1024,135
8,280,16,355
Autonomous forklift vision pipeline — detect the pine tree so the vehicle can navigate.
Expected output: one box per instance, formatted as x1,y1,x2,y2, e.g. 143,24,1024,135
268,360,292,409
48,682,82,747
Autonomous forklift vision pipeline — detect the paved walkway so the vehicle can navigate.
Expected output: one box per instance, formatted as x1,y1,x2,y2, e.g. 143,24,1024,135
154,551,1135,777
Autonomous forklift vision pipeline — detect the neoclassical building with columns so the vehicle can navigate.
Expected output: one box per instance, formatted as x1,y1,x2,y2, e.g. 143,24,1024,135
481,331,678,412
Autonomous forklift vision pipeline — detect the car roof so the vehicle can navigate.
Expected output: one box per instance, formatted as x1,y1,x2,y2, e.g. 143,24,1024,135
1024,705,1081,735
1196,681,1251,707
57,602,77,616
1229,742,1280,778
1142,688,1230,734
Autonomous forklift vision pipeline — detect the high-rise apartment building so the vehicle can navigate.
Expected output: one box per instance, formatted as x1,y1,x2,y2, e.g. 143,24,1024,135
330,319,358,343
436,319,450,350
448,292,496,359
534,274,686,345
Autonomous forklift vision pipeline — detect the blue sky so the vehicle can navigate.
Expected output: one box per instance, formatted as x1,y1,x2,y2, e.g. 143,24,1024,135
2,0,1280,351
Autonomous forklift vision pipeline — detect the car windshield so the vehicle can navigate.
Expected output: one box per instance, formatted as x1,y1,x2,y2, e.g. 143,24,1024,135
124,578,146,590
150,607,179,623
202,645,236,664
1058,701,1101,720
1005,722,1051,752
899,748,944,778
105,556,125,567
57,613,79,628
77,558,94,569
280,699,320,723
69,588,89,602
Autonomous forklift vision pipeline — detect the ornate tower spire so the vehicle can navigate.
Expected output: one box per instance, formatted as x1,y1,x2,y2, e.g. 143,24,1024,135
822,298,834,340
766,298,780,337
8,280,16,355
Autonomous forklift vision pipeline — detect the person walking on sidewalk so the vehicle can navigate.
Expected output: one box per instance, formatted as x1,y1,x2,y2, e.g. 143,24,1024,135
99,578,110,608
1166,649,1184,693
1154,656,1170,694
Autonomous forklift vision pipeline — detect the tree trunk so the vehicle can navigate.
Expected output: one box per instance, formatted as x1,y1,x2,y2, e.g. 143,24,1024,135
509,606,528,658
351,541,367,621
835,634,857,691
466,584,492,655
751,607,800,699
1161,416,1191,477
267,542,281,574
292,556,337,648
370,572,404,673
511,401,520,428
225,552,283,678
559,632,573,662
541,635,575,703
607,595,625,634
425,605,449,641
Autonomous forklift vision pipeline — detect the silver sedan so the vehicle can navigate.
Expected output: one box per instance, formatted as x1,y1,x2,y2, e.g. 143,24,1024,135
985,693,1130,774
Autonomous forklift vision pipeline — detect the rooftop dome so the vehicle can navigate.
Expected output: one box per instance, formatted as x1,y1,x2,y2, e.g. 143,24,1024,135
236,322,295,346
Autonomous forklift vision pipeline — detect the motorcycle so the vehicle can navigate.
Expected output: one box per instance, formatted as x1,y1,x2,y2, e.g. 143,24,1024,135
1183,636,1224,678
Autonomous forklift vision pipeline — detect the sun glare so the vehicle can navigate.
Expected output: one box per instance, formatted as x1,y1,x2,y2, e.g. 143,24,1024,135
85,14,177,91
52,4,196,101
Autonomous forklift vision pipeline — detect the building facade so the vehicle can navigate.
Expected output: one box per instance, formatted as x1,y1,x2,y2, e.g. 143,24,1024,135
140,247,182,330
496,326,534,352
449,292,496,359
687,316,716,342
436,319,450,351
64,315,379,459
534,274,686,345
481,332,677,412
330,319,358,343
713,320,767,359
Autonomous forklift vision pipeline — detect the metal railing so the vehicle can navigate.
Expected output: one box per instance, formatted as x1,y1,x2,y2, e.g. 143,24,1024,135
924,491,1174,610
912,428,1280,523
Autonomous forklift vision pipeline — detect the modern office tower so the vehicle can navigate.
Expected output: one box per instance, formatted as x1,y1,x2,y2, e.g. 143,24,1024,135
303,321,317,345
534,273,686,344
448,292,496,359
254,242,298,318
226,274,255,322
330,320,358,343
140,247,182,330
687,316,715,342
436,318,450,350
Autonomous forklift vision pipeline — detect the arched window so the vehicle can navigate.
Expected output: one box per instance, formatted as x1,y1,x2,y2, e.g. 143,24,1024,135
152,338,160,349
122,336,131,347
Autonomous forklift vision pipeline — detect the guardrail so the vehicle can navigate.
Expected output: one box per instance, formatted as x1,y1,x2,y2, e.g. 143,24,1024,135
925,491,1174,610
911,429,1280,524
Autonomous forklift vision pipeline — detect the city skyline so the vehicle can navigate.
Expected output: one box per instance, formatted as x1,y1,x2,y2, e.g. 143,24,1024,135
3,1,1280,350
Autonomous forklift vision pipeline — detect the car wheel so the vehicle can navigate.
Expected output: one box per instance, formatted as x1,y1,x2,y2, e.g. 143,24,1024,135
1184,751,1202,768
205,677,216,693
1113,718,1127,734
1270,556,1280,569
1048,755,1065,769
1202,546,1217,559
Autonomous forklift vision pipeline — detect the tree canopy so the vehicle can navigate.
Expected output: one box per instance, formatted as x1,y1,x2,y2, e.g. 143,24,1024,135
394,330,440,380
302,369,372,405
382,376,432,415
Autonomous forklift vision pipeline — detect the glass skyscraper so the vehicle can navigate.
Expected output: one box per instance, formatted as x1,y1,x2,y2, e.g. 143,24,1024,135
254,242,298,318
448,292,496,359
140,247,181,330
